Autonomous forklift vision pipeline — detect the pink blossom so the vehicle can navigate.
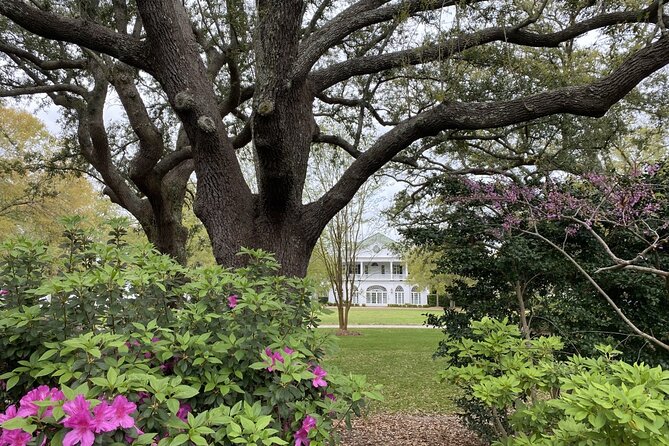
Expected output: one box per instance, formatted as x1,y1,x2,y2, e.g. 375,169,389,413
176,403,191,422
62,395,97,446
294,415,316,446
0,289,9,296
0,404,31,446
310,366,327,388
283,347,295,355
136,392,150,404
108,396,136,429
91,403,116,433
17,385,65,418
324,393,336,401
227,294,238,308
1,429,32,446
264,348,285,372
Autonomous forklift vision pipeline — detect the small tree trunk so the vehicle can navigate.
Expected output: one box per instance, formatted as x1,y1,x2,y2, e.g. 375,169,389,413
515,280,531,342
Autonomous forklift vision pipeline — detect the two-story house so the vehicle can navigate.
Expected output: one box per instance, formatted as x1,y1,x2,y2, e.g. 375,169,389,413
327,233,429,306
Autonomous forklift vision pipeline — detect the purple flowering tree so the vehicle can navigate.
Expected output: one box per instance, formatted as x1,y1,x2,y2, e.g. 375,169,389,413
459,165,669,352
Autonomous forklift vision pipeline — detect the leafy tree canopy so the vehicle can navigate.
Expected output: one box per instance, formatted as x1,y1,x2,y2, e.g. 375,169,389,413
2,0,669,275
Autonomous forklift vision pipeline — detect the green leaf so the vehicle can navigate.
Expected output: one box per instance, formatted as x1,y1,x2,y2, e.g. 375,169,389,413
171,385,199,399
6,375,19,390
2,417,31,431
38,350,59,361
170,434,189,446
166,398,179,415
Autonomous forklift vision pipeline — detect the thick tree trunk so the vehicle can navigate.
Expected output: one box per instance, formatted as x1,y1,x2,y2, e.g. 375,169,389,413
200,199,320,277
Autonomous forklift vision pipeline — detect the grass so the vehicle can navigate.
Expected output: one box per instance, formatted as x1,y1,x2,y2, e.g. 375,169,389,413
317,306,440,326
321,328,459,414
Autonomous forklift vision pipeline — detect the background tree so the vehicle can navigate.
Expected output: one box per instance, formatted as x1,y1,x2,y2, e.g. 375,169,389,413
0,106,115,241
404,247,470,308
2,1,669,275
396,174,669,366
309,147,380,332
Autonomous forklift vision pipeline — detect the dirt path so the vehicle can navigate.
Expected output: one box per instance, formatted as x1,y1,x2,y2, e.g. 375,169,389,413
338,414,483,446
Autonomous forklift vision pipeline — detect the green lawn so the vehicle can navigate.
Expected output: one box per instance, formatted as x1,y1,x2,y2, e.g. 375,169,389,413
321,328,458,413
317,306,441,326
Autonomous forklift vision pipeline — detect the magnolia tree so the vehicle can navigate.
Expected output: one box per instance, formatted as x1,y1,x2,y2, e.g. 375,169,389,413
456,164,669,353
2,1,669,274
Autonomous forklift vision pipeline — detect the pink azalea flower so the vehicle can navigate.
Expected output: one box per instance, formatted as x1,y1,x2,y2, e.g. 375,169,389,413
108,395,136,429
283,347,295,355
1,429,32,446
17,385,65,418
0,405,31,446
62,395,97,446
227,294,238,308
294,415,316,446
324,393,336,401
176,403,191,422
91,402,116,433
310,366,327,388
264,348,285,372
0,289,9,296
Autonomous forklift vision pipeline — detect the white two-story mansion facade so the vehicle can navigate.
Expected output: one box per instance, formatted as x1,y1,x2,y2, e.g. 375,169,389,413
327,233,429,306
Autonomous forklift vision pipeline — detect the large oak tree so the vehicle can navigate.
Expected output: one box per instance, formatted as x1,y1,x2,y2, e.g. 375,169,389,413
1,0,669,275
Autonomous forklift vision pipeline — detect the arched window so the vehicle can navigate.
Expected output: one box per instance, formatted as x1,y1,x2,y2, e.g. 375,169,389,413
394,286,404,305
352,286,359,304
411,286,421,305
366,285,387,305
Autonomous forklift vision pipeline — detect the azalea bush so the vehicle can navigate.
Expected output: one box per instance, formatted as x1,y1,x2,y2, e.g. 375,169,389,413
0,220,382,445
441,317,669,445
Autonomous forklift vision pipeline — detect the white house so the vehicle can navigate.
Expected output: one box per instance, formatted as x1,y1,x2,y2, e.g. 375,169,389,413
327,233,429,306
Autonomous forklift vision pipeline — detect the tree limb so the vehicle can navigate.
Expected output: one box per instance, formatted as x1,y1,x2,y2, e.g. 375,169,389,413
0,0,150,71
309,34,669,229
311,3,665,90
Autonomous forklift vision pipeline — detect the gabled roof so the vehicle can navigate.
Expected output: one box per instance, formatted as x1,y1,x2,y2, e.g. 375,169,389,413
359,233,397,252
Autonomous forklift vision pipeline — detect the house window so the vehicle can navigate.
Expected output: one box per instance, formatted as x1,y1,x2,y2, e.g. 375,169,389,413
352,287,359,304
364,264,369,274
366,286,387,304
381,265,385,275
411,286,421,305
355,263,361,274
392,264,403,275
394,286,404,304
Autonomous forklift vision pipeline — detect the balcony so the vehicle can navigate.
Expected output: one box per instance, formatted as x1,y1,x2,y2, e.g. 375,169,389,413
358,272,407,281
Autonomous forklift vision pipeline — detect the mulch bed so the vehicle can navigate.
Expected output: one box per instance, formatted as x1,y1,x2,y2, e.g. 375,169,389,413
337,413,484,446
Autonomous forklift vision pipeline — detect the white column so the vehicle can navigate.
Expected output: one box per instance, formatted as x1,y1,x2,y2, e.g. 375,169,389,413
359,261,364,277
390,261,394,280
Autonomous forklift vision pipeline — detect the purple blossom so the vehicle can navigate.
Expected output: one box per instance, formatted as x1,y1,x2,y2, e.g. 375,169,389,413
176,404,191,422
0,405,32,446
264,348,285,372
227,294,238,308
17,385,65,418
310,366,327,388
294,415,316,446
0,289,9,296
62,395,99,446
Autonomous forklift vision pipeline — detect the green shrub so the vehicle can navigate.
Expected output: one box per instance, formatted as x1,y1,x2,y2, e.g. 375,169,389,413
441,317,669,445
0,221,382,445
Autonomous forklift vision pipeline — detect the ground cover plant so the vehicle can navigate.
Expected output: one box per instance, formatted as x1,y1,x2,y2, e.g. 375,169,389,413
322,329,457,414
317,308,438,326
0,221,381,446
